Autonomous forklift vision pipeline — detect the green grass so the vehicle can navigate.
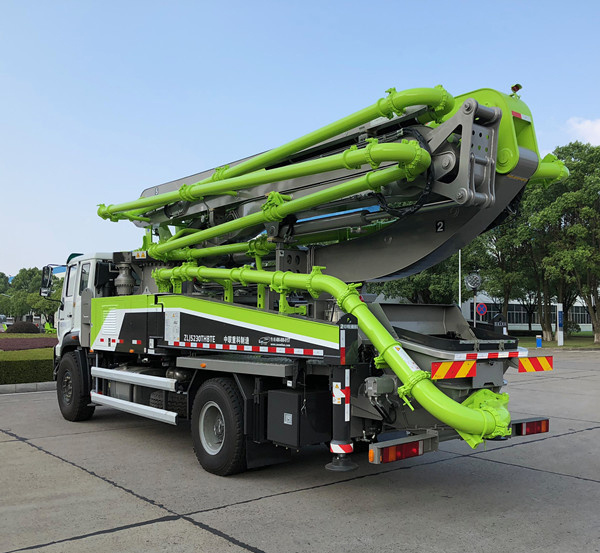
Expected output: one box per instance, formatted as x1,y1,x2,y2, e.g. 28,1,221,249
0,347,54,361
517,336,600,349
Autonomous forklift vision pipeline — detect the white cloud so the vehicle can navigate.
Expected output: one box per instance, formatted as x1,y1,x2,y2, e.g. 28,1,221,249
566,117,600,145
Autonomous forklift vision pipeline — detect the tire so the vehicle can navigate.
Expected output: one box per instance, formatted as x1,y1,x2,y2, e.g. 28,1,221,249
56,351,95,422
191,378,246,476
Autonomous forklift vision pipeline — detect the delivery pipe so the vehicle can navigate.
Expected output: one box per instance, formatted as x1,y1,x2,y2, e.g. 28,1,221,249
152,264,510,447
98,86,453,221
147,142,430,259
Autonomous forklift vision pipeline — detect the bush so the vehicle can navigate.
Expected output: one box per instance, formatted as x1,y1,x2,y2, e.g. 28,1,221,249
565,319,581,337
6,321,40,334
0,348,54,384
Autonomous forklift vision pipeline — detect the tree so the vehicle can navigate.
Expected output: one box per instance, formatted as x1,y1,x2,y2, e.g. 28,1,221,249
3,289,30,318
0,272,9,294
476,220,523,324
542,142,600,343
368,239,489,307
28,279,63,324
369,255,461,304
10,267,43,294
516,163,571,341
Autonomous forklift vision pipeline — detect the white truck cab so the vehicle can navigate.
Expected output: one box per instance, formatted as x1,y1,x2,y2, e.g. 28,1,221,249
44,253,116,356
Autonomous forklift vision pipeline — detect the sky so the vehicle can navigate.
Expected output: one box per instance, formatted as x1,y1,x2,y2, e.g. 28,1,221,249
2,0,600,276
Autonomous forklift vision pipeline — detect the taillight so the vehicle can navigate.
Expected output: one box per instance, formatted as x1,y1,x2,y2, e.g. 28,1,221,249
513,419,549,436
368,431,438,464
378,440,423,464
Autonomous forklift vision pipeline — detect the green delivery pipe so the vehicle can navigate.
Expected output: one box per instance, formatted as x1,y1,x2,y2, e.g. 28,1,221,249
99,140,436,221
530,154,570,184
98,86,454,221
148,141,430,259
165,222,387,262
152,265,510,447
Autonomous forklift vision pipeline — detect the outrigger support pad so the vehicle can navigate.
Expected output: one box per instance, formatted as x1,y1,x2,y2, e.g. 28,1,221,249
326,453,358,472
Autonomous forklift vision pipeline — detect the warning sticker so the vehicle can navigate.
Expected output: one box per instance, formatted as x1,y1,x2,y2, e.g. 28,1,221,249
392,345,421,372
332,382,343,405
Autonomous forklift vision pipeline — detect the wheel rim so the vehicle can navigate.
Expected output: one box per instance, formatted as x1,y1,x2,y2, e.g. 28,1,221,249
61,369,73,405
199,401,225,455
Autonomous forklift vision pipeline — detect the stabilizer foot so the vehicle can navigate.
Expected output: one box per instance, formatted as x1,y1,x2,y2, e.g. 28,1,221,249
326,453,358,472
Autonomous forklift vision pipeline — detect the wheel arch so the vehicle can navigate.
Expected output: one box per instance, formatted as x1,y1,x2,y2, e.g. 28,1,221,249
57,346,91,397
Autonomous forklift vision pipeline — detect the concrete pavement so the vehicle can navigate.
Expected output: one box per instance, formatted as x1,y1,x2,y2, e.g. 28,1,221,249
1,351,598,553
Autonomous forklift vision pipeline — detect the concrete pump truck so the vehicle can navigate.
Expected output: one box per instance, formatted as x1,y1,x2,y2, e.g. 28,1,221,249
41,84,566,475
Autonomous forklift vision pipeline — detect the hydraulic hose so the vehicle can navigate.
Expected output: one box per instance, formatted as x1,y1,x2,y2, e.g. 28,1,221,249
152,265,511,447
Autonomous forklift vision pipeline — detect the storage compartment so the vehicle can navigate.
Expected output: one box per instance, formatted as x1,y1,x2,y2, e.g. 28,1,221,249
267,389,331,448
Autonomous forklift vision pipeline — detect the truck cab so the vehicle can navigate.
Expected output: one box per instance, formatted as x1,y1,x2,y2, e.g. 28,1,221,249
42,253,116,360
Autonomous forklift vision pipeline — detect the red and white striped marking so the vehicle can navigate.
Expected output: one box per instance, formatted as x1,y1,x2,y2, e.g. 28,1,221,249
330,443,353,454
511,110,532,123
454,350,526,361
132,340,142,345
167,341,323,357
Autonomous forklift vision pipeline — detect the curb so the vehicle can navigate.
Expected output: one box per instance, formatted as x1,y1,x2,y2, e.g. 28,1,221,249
0,381,56,394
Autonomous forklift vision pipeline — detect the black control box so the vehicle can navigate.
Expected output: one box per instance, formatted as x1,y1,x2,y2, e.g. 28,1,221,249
267,389,331,448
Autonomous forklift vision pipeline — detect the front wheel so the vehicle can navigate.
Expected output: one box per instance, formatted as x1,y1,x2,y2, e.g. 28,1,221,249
56,352,95,422
191,378,246,476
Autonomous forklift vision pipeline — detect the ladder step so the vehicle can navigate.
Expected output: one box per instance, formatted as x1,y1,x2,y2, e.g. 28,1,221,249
90,392,178,425
91,367,178,391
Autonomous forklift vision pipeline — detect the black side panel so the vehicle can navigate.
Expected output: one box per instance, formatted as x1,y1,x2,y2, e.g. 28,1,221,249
116,313,147,353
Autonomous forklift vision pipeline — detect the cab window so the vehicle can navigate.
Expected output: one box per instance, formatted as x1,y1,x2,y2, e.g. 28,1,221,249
65,265,78,297
79,263,91,294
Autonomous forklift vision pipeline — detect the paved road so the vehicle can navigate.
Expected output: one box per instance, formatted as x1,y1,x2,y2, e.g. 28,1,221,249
1,351,599,553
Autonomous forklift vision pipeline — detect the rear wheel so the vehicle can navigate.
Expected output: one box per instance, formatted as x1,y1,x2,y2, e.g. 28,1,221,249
191,378,246,475
56,352,95,422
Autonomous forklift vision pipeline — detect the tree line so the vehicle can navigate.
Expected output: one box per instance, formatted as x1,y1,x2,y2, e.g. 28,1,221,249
371,141,600,343
0,267,63,323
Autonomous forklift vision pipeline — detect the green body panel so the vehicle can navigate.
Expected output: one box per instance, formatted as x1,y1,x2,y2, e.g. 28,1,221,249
159,294,338,345
91,295,155,345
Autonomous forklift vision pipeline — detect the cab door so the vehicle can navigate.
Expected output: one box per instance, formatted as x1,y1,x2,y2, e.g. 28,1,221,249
57,263,78,344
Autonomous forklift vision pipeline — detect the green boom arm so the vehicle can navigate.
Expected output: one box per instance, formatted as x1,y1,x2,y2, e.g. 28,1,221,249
98,86,454,222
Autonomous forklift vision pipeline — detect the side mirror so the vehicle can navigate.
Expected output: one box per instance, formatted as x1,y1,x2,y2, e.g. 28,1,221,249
40,265,54,298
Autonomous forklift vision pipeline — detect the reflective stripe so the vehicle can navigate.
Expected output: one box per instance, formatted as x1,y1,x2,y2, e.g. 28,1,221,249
168,341,323,357
431,360,476,380
518,356,553,373
330,443,353,454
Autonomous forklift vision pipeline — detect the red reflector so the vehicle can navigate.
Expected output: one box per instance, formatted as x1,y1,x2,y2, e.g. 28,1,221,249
380,441,423,463
514,419,549,436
